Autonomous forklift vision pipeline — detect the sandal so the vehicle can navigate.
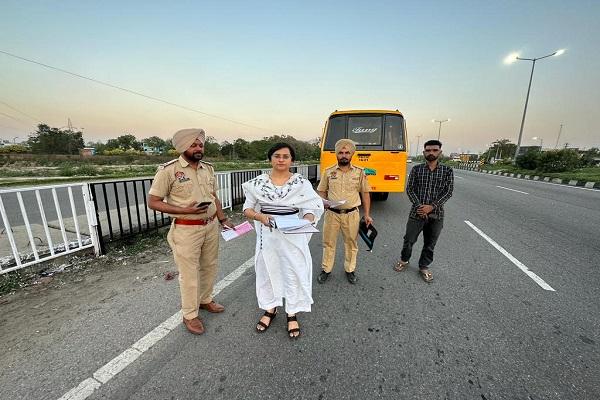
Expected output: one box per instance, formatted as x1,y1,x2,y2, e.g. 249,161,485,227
394,260,408,272
286,314,301,339
256,308,277,332
419,269,433,283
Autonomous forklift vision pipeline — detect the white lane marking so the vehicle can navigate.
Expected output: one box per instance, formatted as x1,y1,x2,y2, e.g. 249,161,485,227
58,256,255,400
464,221,555,292
455,170,599,192
495,185,529,195
454,176,464,179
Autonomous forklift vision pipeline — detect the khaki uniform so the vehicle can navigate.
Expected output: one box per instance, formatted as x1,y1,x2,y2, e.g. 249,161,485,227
149,156,220,320
318,164,371,273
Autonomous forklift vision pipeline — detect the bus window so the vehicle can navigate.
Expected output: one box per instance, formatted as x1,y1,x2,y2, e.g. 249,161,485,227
348,116,383,150
323,115,346,150
384,115,406,150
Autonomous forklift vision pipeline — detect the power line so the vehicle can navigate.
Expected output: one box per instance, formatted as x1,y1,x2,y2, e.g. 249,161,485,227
0,49,280,134
0,100,41,122
0,110,29,125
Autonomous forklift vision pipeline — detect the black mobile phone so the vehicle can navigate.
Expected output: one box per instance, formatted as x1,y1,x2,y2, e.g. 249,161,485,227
197,201,212,208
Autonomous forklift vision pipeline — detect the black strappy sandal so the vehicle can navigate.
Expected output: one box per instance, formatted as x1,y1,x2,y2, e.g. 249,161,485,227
287,314,301,339
256,308,277,332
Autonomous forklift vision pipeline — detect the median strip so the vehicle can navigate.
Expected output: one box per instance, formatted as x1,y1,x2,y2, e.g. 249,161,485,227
464,221,555,292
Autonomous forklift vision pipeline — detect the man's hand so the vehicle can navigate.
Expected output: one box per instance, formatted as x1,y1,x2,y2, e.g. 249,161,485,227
220,218,235,230
417,204,434,217
364,215,373,227
182,202,209,214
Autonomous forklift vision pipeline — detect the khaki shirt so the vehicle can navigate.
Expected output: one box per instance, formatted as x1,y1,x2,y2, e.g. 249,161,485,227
148,156,219,219
317,164,371,209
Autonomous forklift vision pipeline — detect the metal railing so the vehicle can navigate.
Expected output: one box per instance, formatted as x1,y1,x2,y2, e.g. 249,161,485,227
0,183,100,274
0,164,319,272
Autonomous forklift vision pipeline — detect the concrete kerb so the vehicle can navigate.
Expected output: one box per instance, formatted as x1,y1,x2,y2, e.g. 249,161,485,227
454,166,600,190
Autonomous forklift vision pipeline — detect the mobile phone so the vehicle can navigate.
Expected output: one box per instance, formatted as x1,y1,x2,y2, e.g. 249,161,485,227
197,201,212,208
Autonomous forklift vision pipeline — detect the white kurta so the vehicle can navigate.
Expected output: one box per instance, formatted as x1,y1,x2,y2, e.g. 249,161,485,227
242,173,324,314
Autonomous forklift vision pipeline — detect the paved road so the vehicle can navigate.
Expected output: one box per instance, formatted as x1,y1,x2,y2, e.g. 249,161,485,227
1,168,599,399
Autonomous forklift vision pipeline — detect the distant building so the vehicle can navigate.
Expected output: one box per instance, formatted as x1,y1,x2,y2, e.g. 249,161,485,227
80,147,96,156
142,144,163,154
460,153,479,162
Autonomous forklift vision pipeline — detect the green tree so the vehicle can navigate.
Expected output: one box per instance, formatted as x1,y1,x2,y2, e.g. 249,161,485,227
579,147,599,167
27,124,84,154
516,150,540,170
204,136,221,158
233,138,251,159
106,134,142,151
538,149,580,173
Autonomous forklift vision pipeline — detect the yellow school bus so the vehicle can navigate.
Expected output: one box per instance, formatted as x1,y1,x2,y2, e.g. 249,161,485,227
319,110,408,201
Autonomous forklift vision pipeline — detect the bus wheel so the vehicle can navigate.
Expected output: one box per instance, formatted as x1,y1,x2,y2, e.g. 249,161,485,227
372,192,389,201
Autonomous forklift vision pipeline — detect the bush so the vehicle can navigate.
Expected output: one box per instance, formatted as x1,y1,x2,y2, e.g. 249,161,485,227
538,149,580,173
0,145,29,153
516,151,540,170
58,164,100,176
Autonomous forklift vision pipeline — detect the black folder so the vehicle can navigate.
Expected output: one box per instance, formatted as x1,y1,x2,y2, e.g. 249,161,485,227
359,217,378,251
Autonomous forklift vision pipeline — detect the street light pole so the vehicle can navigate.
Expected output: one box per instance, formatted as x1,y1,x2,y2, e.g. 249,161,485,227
507,49,565,164
432,119,449,140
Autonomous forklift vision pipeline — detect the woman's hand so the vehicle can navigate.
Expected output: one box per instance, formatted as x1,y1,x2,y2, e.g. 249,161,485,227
303,213,315,223
255,213,272,227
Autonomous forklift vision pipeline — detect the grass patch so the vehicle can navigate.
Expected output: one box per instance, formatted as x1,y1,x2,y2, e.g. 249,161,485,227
480,165,600,182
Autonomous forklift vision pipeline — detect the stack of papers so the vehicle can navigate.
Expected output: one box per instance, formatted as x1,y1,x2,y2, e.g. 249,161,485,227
273,215,319,234
221,221,254,241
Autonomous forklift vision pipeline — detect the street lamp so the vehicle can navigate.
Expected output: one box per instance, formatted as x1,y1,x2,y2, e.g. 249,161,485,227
505,49,565,163
432,119,450,140
532,136,543,149
13,136,19,143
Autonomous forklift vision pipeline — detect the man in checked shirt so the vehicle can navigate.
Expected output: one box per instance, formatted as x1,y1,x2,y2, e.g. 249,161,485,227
394,139,454,283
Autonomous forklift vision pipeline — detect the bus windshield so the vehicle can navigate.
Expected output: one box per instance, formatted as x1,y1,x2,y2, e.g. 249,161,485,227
323,114,406,151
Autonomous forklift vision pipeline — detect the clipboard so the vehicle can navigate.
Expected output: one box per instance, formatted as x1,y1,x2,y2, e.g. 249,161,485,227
358,217,378,251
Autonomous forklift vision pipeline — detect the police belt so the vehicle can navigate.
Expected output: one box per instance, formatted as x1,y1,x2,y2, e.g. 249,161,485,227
174,216,215,225
328,207,358,214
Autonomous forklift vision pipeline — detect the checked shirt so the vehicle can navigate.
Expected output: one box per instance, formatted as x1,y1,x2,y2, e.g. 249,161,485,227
406,163,454,220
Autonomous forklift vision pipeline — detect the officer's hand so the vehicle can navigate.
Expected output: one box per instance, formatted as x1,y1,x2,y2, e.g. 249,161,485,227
221,219,235,230
364,215,373,227
184,202,207,214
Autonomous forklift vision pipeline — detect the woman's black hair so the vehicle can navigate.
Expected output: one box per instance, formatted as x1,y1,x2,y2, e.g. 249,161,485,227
267,142,296,161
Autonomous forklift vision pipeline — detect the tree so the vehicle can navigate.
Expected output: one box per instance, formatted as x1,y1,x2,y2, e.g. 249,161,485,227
106,134,142,151
204,136,221,158
580,147,600,167
538,149,580,173
516,150,540,170
27,124,85,154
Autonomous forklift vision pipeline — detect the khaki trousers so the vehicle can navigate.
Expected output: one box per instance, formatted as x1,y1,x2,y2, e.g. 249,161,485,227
321,210,360,273
167,220,220,320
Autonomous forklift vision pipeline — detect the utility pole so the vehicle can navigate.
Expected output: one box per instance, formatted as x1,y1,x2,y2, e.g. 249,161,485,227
414,135,422,157
555,123,563,149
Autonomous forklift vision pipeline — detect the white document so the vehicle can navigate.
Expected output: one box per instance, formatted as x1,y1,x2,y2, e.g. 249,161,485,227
323,199,347,208
272,215,319,234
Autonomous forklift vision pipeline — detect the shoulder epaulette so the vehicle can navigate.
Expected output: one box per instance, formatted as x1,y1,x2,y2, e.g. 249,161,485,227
353,165,365,170
325,164,338,171
157,159,178,170
199,160,213,166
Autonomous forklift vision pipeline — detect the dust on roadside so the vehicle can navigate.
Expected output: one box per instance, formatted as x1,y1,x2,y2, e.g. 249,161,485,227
0,229,176,355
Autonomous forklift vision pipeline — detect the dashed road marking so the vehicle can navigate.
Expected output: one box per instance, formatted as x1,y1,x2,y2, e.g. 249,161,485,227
495,185,529,195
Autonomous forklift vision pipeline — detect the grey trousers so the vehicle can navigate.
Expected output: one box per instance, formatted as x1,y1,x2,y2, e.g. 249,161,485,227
400,216,444,269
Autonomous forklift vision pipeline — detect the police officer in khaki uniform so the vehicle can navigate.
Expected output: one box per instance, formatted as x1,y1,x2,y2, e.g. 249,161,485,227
148,128,234,335
317,139,372,284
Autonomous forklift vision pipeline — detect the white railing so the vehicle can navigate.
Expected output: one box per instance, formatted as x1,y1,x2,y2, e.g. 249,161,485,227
215,172,232,210
0,183,100,274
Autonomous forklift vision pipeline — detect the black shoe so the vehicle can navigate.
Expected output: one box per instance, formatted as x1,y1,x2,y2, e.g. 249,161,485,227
317,271,330,283
346,271,357,284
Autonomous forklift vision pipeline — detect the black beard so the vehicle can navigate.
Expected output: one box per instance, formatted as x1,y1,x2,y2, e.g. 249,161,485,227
191,152,204,160
338,158,350,166
425,155,438,161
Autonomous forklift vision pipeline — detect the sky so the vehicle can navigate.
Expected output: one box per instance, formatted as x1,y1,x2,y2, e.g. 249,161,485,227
1,0,599,154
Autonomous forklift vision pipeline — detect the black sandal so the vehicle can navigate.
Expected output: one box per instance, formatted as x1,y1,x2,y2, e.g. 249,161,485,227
287,314,300,339
256,308,277,332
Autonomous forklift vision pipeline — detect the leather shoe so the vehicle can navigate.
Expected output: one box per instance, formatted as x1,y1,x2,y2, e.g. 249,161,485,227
183,317,205,335
199,301,225,313
346,271,357,284
317,271,330,284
